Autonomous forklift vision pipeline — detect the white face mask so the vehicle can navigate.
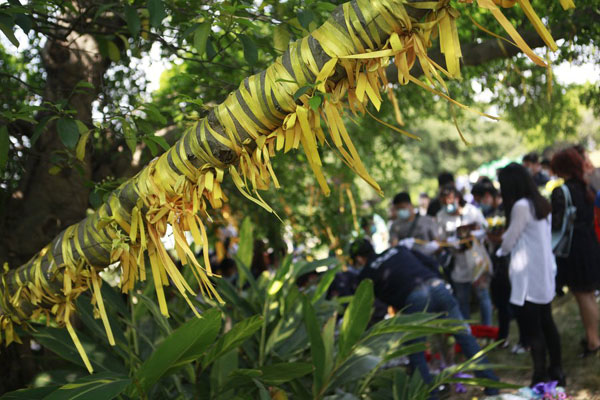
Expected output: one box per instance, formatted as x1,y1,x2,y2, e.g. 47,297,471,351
397,208,411,220
445,203,457,214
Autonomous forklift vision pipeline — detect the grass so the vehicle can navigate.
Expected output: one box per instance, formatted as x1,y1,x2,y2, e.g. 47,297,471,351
445,292,600,399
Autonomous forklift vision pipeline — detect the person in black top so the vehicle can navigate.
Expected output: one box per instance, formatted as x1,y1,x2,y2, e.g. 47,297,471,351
551,147,600,357
349,239,499,396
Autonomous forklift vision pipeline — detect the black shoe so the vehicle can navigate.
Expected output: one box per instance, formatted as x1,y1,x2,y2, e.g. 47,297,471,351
530,373,548,387
548,366,567,387
579,345,600,359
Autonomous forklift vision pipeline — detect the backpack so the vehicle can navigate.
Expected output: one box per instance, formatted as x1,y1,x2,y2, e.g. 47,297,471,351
552,184,577,257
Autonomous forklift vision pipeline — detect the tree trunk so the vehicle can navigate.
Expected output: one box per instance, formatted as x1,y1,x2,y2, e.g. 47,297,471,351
0,26,110,394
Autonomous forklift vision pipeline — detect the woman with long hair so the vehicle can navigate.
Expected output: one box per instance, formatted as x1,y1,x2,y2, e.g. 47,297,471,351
551,147,600,357
498,163,564,386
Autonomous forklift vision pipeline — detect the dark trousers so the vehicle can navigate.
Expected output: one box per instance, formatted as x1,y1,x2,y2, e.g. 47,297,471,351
513,301,562,383
490,271,511,340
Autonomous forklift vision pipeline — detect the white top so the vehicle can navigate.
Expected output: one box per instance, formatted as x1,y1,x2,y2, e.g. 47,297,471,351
437,203,488,283
500,198,556,306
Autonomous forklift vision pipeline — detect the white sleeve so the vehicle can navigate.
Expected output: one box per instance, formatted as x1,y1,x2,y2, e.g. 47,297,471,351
500,200,530,254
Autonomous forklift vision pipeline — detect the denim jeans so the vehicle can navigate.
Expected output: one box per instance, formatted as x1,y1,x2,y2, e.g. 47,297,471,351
404,280,499,394
453,281,493,326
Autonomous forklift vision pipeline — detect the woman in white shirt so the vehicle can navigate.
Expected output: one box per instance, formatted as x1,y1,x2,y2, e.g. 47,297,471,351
497,163,565,386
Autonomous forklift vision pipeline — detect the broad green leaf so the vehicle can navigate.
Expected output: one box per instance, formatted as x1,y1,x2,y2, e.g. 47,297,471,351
206,37,216,60
14,14,33,34
31,116,55,145
311,266,338,303
239,34,258,66
338,279,374,359
293,85,311,101
321,316,336,383
0,386,60,399
43,372,130,400
302,296,326,394
236,216,254,289
253,379,271,400
142,104,167,125
107,41,120,62
75,81,95,90
123,5,141,36
193,22,211,57
209,349,238,398
0,125,8,172
293,256,337,278
0,23,19,47
57,118,80,149
297,9,315,30
147,135,169,151
309,95,322,111
123,123,136,154
273,25,290,53
147,0,166,28
382,342,426,362
76,130,90,161
136,309,221,392
31,326,125,373
203,314,262,368
142,137,158,156
258,362,313,385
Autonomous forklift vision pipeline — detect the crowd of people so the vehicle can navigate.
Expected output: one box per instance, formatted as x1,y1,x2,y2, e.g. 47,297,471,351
348,145,600,395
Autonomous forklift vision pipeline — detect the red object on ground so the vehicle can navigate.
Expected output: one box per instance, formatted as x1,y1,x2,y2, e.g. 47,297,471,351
454,325,499,354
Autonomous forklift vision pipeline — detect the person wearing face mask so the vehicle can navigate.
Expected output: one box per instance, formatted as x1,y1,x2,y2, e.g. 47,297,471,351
389,192,440,256
471,180,497,218
436,185,493,326
522,152,549,188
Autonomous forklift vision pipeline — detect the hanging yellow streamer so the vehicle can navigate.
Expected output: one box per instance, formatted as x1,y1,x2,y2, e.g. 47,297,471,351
0,0,571,371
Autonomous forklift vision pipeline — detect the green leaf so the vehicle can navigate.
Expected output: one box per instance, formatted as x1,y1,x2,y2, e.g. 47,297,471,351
273,25,290,53
107,41,120,62
309,95,322,111
31,116,55,146
239,34,258,66
311,265,337,303
0,386,60,399
147,135,169,151
206,37,216,60
193,22,211,57
147,0,166,28
14,14,32,33
293,85,312,101
89,190,102,209
0,23,19,47
31,326,125,373
142,104,167,125
258,362,313,385
136,309,222,392
0,125,9,172
142,137,158,156
302,295,326,394
203,315,263,368
75,81,95,90
297,9,315,30
57,118,80,149
321,316,336,383
43,372,131,400
338,279,374,359
123,123,137,154
123,5,141,36
236,216,254,289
